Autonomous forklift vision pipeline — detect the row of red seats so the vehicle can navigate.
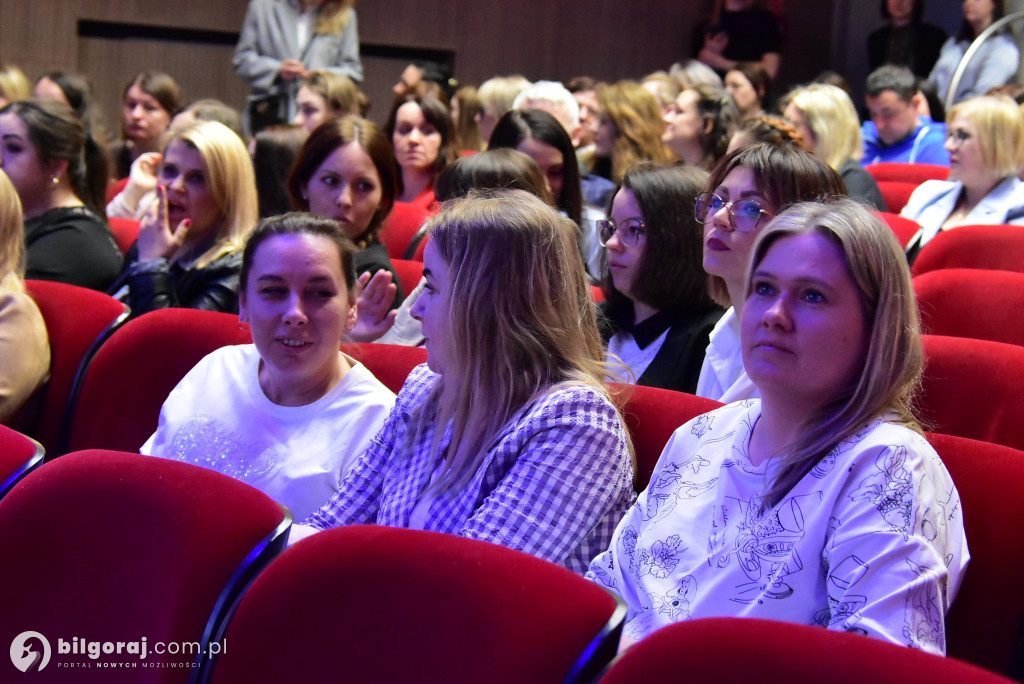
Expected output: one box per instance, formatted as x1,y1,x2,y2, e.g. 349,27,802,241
0,437,1020,682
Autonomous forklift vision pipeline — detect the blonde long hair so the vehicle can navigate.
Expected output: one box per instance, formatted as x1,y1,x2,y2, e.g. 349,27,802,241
597,81,674,182
165,121,259,268
0,170,26,294
748,199,924,510
786,83,864,169
418,189,616,493
313,0,355,35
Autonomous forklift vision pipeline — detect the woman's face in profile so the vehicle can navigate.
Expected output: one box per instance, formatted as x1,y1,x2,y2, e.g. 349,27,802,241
740,230,867,409
0,112,49,212
241,232,356,402
725,71,760,114
294,86,329,133
516,137,565,202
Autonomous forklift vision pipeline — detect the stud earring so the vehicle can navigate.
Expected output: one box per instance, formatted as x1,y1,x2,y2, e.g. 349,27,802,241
51,177,60,186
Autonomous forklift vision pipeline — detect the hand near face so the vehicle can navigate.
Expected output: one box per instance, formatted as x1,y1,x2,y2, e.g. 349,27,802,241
280,59,307,82
348,269,398,342
122,152,163,208
137,184,190,261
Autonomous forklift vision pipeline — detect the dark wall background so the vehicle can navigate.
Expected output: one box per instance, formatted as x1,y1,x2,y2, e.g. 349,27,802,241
0,0,1009,132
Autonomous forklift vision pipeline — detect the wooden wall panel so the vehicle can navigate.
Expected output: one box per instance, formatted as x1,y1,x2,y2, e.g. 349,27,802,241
1,0,864,137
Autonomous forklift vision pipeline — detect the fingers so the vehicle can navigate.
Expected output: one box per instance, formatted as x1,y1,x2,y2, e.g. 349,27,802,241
170,218,192,246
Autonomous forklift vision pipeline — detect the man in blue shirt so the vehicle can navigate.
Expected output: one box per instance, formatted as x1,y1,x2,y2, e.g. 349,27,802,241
861,65,949,166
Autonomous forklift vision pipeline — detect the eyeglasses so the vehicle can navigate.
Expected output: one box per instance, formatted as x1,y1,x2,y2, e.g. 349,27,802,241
598,218,646,247
694,192,772,233
946,128,972,147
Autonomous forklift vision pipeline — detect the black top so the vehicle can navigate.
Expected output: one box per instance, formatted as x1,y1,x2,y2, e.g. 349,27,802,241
109,243,245,317
868,22,948,78
108,140,135,181
600,300,724,395
354,240,405,310
693,8,783,65
839,158,888,212
24,206,124,292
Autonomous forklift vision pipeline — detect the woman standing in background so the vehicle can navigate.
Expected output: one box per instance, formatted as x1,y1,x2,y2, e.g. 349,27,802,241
234,0,362,133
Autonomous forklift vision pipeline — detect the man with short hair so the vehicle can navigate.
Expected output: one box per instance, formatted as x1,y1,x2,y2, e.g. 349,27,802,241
861,65,949,166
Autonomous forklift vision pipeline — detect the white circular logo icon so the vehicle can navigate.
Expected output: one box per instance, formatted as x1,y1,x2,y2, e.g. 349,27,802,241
10,632,51,673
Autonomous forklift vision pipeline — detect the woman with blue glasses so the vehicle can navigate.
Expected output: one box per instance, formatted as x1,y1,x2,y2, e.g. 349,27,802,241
695,143,844,402
598,162,723,394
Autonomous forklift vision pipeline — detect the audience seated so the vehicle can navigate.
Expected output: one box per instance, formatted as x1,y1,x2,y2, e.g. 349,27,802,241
784,83,887,211
592,81,673,184
287,114,405,308
143,213,395,519
662,82,737,171
695,144,845,402
724,62,770,123
862,65,949,166
0,98,123,291
599,163,723,394
108,71,180,180
293,190,635,574
902,94,1024,261
0,171,49,428
930,0,1019,106
476,75,531,143
589,198,967,654
383,93,457,211
867,0,947,78
450,84,484,153
292,70,361,133
107,120,258,315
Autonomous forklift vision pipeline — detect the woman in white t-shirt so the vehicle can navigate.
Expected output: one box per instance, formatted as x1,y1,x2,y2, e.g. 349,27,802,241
589,198,968,654
143,212,395,518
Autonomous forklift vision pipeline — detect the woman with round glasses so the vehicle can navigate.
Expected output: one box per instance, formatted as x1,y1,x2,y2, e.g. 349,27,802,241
901,94,1024,262
694,143,844,402
599,163,723,394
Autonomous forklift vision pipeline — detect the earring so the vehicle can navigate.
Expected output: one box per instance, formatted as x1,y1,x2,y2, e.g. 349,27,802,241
51,177,59,186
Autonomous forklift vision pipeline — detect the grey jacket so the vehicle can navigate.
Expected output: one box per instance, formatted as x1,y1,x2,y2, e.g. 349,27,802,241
233,0,363,109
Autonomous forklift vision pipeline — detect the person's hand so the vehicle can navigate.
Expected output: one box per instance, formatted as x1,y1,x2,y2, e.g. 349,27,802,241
349,269,398,342
137,185,190,261
702,30,729,55
122,152,163,208
280,59,307,81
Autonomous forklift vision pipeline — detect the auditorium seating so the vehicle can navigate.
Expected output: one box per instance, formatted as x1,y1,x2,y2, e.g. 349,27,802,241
914,269,1024,347
203,525,624,684
911,224,1024,276
0,424,43,500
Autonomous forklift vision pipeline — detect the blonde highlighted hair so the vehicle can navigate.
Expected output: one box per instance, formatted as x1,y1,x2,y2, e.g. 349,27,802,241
0,170,26,294
313,0,356,35
596,81,674,182
947,94,1024,179
418,189,616,493
165,121,258,268
786,83,864,169
747,198,923,510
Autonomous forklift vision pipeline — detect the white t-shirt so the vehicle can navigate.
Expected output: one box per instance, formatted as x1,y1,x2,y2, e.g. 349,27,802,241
695,307,758,403
587,400,969,654
142,344,396,519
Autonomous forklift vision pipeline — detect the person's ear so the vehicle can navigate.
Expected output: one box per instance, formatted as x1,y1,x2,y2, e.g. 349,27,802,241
345,302,358,331
238,291,249,323
47,159,69,186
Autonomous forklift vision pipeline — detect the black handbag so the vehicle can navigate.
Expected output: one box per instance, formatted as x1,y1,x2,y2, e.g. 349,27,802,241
247,91,289,133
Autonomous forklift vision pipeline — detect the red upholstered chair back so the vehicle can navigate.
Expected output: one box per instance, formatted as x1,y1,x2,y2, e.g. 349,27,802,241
342,342,426,394
911,224,1024,276
0,425,43,499
106,217,141,255
875,180,920,213
927,432,1024,678
410,232,430,261
67,309,252,453
389,257,424,297
379,201,430,259
919,335,1024,451
865,162,949,185
610,384,723,492
67,307,425,452
23,280,129,456
0,450,290,682
105,176,129,204
875,211,922,247
206,525,624,684
597,617,1015,684
914,268,1024,346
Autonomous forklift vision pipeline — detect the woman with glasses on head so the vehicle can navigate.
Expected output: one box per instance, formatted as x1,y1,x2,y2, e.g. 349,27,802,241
901,94,1024,262
599,163,723,394
694,143,845,402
